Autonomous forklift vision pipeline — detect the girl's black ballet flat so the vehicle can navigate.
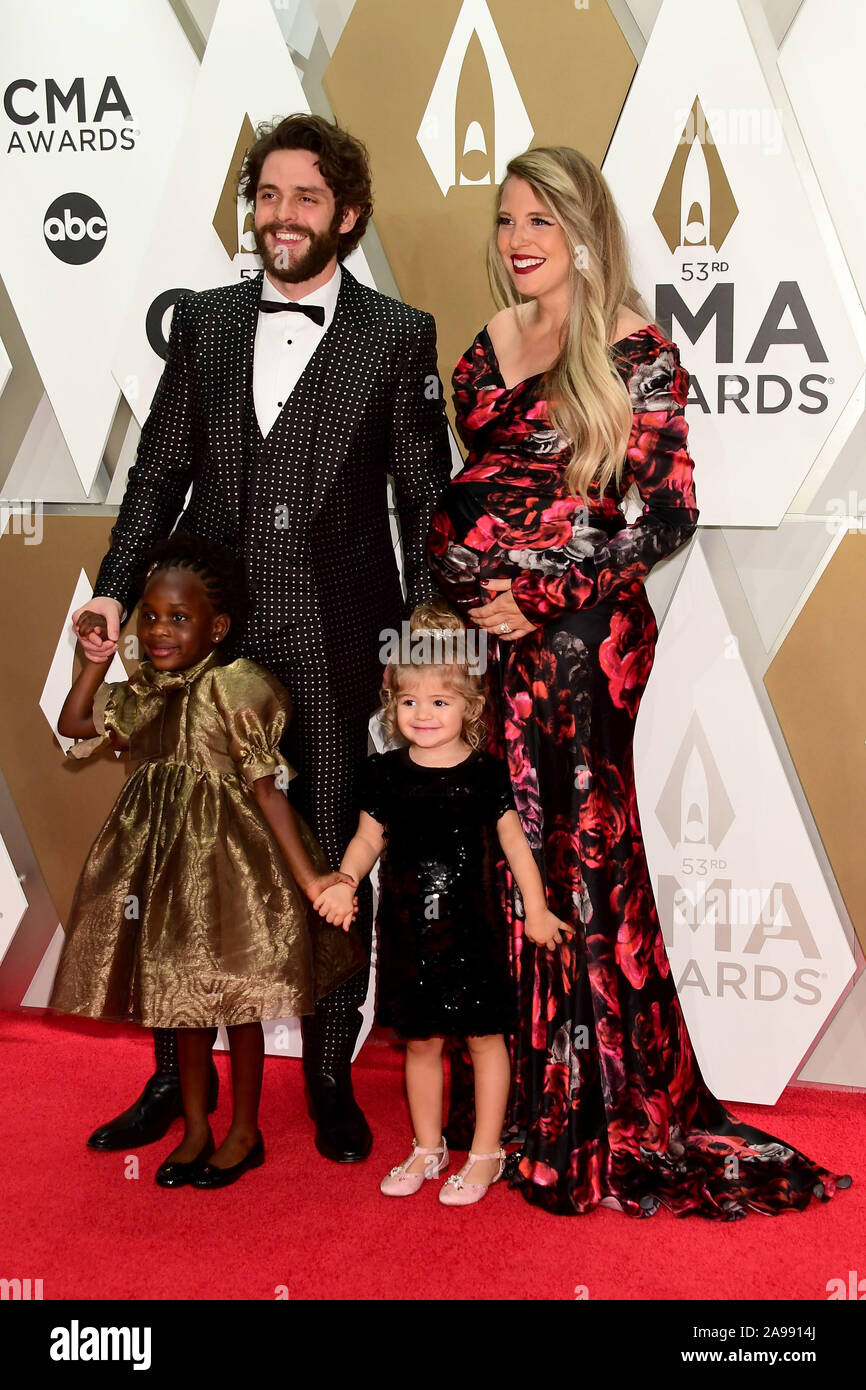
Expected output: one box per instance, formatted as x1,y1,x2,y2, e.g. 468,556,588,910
154,1132,215,1188
189,1134,265,1189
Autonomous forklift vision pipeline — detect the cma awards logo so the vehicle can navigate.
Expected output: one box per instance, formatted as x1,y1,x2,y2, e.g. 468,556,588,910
416,0,532,195
653,95,740,256
3,77,138,154
651,96,833,418
214,113,260,270
654,712,823,1006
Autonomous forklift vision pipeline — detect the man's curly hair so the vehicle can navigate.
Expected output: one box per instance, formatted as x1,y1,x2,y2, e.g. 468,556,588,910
238,112,373,260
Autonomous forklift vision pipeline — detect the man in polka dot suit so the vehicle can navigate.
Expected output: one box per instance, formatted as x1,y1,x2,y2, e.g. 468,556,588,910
72,114,453,1165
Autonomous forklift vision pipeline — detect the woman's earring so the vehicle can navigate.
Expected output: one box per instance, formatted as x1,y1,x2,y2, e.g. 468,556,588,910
572,244,589,270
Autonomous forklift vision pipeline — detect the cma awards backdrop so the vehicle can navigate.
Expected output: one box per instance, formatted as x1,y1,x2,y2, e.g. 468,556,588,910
0,0,864,1103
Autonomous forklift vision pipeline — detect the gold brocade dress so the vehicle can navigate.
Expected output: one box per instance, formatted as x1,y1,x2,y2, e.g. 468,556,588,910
48,650,364,1029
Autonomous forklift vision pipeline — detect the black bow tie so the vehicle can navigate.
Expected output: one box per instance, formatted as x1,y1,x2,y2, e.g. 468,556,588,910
258,299,325,327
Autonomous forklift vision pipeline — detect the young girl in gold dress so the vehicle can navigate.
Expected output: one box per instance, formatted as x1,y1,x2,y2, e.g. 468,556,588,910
49,534,362,1188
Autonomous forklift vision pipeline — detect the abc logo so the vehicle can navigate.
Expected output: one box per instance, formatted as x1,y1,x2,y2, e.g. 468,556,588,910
43,193,108,264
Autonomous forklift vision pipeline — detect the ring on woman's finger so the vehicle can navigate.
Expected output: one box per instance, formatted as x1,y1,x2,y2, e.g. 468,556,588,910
499,621,511,634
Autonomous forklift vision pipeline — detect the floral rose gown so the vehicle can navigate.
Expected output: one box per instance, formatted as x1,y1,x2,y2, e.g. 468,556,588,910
427,324,851,1219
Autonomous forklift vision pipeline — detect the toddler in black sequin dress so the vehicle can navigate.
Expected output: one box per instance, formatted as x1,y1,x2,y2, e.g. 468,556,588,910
315,600,570,1206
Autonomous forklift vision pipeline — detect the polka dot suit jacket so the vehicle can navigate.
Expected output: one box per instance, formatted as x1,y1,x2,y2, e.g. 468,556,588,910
94,267,453,718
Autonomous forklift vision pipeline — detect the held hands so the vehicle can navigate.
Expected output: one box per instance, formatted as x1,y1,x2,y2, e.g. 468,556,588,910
524,908,574,953
468,578,537,643
311,875,358,932
73,598,123,663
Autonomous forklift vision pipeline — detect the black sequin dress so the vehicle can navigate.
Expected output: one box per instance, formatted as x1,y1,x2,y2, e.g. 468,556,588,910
358,747,517,1039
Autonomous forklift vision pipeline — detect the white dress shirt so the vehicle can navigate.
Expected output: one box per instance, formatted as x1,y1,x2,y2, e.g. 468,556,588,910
252,262,341,438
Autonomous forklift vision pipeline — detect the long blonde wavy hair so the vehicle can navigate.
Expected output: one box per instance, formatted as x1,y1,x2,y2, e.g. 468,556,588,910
487,146,656,500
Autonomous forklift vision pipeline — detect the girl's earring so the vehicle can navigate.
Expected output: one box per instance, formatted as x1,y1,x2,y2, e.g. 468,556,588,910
572,244,588,271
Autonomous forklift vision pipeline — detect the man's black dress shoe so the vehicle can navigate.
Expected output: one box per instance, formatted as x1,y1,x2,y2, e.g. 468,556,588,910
154,1132,216,1188
189,1133,265,1189
86,1063,219,1151
305,1071,372,1163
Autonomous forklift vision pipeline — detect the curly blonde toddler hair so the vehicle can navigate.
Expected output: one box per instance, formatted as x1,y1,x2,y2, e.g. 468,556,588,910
380,597,488,750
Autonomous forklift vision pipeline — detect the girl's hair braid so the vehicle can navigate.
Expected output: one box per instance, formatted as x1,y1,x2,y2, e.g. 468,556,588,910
136,533,249,635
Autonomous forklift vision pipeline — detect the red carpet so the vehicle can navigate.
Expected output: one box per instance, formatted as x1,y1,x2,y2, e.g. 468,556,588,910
2,1010,862,1302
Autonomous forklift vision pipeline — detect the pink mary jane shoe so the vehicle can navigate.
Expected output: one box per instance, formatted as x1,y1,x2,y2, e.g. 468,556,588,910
380,1137,449,1197
439,1148,505,1207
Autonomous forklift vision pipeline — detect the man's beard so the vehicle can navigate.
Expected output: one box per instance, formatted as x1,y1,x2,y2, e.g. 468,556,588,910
254,215,341,284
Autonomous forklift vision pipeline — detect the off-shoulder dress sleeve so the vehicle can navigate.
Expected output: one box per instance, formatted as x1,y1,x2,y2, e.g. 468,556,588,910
451,331,504,447
212,664,297,789
510,340,699,623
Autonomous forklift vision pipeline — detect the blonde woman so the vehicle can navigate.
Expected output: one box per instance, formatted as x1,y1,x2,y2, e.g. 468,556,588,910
428,147,851,1220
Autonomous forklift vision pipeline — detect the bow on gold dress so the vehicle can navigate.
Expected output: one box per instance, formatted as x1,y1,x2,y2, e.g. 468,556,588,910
49,650,364,1029
427,325,851,1219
